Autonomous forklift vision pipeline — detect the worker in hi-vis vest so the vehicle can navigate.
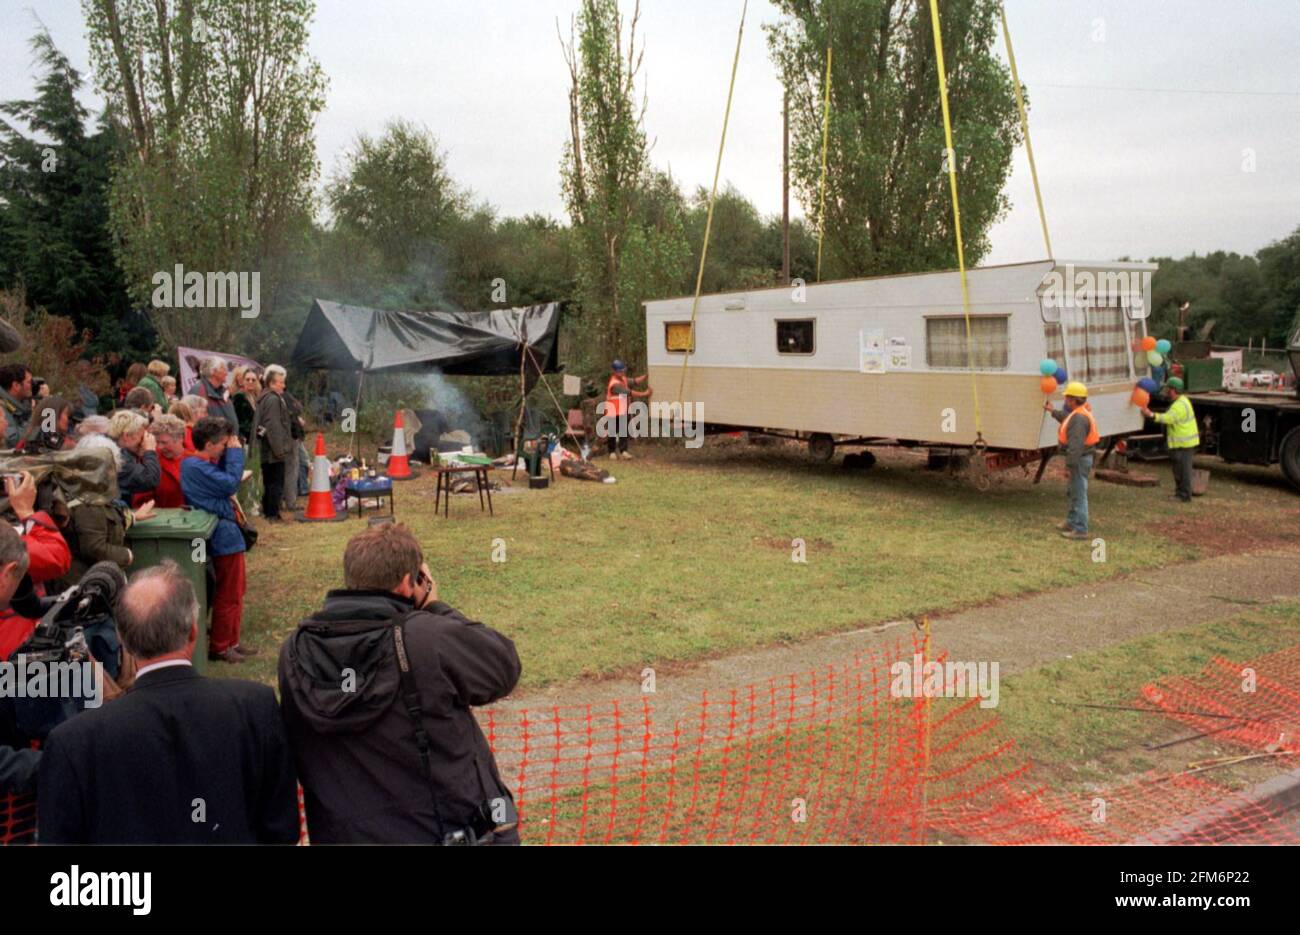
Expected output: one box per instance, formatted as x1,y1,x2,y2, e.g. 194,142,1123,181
1141,376,1199,503
1044,381,1100,540
603,359,651,460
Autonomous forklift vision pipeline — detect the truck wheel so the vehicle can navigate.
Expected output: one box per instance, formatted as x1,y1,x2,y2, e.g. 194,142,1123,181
1281,427,1300,491
808,433,835,463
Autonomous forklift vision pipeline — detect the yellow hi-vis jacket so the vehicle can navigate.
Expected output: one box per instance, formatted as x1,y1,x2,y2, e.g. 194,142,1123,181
1153,395,1199,449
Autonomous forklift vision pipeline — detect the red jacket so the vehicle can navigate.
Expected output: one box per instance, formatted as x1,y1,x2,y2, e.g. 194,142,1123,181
0,512,72,660
132,451,196,509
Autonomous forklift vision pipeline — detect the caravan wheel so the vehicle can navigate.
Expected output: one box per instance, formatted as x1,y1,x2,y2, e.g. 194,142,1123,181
808,433,835,463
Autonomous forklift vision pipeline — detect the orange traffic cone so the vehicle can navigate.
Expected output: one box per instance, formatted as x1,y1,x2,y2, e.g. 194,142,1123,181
385,410,413,480
300,433,343,521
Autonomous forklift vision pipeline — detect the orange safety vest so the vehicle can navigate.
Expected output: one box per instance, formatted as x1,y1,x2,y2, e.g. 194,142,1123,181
1058,403,1101,447
606,374,629,418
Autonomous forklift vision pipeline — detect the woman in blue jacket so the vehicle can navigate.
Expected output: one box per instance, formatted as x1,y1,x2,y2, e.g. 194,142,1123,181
180,416,257,664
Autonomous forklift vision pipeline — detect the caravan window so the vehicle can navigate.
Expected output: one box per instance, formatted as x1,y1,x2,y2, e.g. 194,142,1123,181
925,316,1009,369
664,321,694,353
776,319,815,354
1049,297,1132,385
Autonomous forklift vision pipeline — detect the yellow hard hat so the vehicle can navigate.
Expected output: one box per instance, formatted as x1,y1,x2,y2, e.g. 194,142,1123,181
1064,381,1088,399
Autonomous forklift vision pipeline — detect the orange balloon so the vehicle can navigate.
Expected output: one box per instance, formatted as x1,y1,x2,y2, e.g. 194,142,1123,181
1131,387,1150,407
1040,376,1058,394
1141,335,1157,352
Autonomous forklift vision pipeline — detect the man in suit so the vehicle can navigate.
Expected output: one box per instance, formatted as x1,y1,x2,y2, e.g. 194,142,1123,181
36,560,300,843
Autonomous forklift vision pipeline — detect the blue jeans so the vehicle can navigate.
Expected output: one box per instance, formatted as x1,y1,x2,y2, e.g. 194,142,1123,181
1066,453,1094,533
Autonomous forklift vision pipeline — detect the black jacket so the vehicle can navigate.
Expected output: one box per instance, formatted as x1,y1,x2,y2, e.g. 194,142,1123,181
36,664,300,844
278,590,521,844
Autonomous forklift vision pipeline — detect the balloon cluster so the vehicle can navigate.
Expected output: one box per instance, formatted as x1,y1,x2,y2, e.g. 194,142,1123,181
1134,335,1172,367
1130,334,1172,406
1039,358,1066,394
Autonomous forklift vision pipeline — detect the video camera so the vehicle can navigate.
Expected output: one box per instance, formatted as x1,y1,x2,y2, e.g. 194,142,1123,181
4,562,127,741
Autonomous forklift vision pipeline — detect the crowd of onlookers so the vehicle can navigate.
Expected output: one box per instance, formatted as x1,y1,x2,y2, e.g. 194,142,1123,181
0,355,313,666
0,520,520,845
0,356,522,846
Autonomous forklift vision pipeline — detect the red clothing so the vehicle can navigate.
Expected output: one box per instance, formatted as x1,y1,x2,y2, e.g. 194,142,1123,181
0,512,72,660
132,450,196,509
209,551,246,654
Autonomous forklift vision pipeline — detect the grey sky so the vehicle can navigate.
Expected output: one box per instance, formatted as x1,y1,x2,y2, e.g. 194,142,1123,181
2,0,1296,265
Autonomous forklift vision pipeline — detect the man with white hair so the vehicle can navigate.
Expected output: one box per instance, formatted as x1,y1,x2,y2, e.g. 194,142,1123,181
36,561,300,843
194,356,238,428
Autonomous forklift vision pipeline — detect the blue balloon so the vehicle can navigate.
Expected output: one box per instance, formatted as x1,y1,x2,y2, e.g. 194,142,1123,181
1155,339,1172,355
1053,367,1068,384
1137,377,1158,393
1039,358,1058,376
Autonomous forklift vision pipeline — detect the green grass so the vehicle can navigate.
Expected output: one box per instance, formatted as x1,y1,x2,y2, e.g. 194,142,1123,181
237,439,1298,690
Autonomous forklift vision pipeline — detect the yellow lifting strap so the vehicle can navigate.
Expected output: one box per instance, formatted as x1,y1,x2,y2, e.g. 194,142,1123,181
928,0,983,442
677,0,748,404
815,45,833,282
999,5,1052,259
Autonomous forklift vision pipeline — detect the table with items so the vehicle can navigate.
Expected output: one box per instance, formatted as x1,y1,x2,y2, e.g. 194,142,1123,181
344,474,395,520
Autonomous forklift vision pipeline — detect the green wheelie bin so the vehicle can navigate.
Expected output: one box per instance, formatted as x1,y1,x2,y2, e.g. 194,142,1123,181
125,507,219,672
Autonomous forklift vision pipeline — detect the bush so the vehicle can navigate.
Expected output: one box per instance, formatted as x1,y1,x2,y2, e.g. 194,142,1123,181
0,287,115,398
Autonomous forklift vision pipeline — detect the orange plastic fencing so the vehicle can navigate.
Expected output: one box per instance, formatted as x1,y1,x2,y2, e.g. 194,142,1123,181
1141,644,1300,756
478,639,1300,845
0,790,35,846
8,640,1300,845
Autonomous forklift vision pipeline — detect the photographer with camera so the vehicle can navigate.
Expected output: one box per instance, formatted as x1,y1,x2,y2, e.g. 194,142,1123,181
106,409,161,502
278,522,521,844
36,561,300,843
20,396,75,454
0,472,72,664
0,522,41,796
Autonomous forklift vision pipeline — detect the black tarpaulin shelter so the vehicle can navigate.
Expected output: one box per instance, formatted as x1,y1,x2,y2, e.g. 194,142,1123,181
292,299,562,375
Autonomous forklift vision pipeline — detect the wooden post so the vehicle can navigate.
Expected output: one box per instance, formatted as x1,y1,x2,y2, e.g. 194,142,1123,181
782,91,790,285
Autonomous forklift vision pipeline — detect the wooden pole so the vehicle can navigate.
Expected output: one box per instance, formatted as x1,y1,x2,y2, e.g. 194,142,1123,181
782,91,790,285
